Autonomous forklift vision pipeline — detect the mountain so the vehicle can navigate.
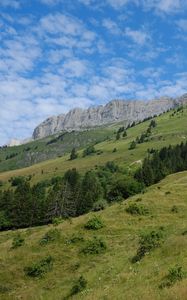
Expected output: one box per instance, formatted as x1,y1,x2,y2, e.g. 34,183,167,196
32,94,187,140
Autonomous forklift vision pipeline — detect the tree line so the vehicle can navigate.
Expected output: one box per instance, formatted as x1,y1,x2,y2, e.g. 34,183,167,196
135,142,187,186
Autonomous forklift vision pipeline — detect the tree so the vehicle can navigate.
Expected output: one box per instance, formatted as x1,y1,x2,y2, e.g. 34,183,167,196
129,141,136,150
123,131,127,138
78,171,103,215
83,145,96,157
116,132,120,140
70,148,78,160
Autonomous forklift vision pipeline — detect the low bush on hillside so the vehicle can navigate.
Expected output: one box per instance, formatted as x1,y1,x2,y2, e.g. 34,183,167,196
160,265,186,288
126,203,149,216
84,216,104,230
39,229,60,245
171,205,179,213
66,233,84,245
52,217,64,226
70,275,87,296
11,233,25,249
24,255,53,278
81,237,107,255
132,228,164,263
92,199,108,212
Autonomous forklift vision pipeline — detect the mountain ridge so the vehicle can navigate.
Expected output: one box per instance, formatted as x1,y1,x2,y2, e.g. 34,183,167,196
32,94,187,140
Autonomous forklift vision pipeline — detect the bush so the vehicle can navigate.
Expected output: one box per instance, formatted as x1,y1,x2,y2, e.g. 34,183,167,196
160,265,185,288
66,233,84,244
107,176,144,202
39,229,60,245
84,216,104,230
24,256,53,278
70,276,87,296
11,233,25,249
52,217,63,226
171,205,178,213
83,145,96,157
81,237,107,255
92,199,107,212
126,203,149,216
132,228,164,263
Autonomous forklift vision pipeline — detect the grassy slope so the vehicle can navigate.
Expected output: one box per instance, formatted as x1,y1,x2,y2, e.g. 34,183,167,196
0,107,187,186
0,171,187,299
0,126,115,172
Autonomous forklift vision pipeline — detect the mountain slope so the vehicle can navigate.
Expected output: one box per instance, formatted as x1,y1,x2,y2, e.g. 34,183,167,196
0,171,186,299
32,93,187,140
0,105,186,186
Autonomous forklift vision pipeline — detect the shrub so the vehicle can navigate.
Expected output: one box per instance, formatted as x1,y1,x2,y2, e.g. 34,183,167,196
52,217,63,226
182,230,187,236
92,199,107,212
107,177,143,202
66,233,84,244
129,141,136,150
39,229,60,245
24,256,53,278
160,265,185,288
84,216,104,230
81,237,107,255
11,233,25,249
126,203,149,216
70,276,87,296
132,228,164,263
171,205,178,213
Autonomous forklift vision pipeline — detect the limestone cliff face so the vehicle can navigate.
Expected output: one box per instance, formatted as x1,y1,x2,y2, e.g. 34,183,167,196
32,95,186,140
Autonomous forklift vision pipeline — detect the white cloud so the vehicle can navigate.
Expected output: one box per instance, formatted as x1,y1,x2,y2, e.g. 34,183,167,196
0,0,21,9
177,19,187,31
142,0,187,14
102,19,121,35
125,27,150,45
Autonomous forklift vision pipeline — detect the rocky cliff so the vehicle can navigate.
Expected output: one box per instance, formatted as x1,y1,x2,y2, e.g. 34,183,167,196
32,94,187,140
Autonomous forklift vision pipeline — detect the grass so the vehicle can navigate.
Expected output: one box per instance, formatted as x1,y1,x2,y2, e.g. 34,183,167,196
0,107,187,187
0,170,186,299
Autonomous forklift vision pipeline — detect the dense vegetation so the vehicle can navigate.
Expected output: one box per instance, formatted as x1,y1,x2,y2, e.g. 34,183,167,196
0,170,186,299
1,139,187,231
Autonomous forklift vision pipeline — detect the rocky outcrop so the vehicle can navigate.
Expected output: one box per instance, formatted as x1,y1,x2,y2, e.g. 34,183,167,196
32,94,187,140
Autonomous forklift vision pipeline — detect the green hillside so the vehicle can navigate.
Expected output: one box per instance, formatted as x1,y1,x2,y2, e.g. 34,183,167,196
0,171,186,300
0,106,186,186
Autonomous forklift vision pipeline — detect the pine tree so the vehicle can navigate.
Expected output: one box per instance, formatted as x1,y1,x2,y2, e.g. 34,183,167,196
70,148,78,160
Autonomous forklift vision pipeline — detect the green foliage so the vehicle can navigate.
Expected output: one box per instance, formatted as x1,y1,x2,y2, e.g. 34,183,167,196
66,233,84,244
105,161,119,173
129,141,136,150
116,132,120,140
0,211,11,230
160,265,186,288
171,205,179,213
70,276,87,296
70,148,78,160
83,145,96,157
78,171,103,215
52,217,63,226
135,142,187,186
132,228,164,262
126,203,149,216
11,233,25,249
92,199,107,212
84,216,104,230
9,176,25,187
81,237,107,255
107,176,143,202
39,229,60,245
24,256,53,278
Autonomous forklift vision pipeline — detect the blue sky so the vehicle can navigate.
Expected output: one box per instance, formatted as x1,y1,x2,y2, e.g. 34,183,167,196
1,0,187,144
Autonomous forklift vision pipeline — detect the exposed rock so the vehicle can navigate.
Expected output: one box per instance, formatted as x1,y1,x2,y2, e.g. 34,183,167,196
32,95,187,140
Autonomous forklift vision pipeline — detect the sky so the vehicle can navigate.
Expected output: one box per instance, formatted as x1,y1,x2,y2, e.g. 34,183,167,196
0,0,187,145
